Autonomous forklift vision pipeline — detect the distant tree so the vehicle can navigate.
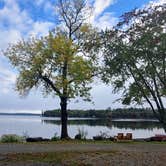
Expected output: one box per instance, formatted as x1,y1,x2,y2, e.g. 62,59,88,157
102,4,166,130
4,0,100,139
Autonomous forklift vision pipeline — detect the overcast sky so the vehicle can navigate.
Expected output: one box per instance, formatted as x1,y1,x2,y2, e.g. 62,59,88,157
0,0,164,113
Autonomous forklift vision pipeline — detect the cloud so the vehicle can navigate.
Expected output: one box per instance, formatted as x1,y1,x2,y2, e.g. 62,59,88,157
28,21,55,36
34,0,45,6
0,62,16,94
34,0,54,15
91,0,165,30
43,1,54,13
150,0,166,5
90,0,118,29
0,30,21,49
141,0,165,9
0,0,55,95
93,0,115,18
0,0,55,44
94,12,118,29
0,0,33,33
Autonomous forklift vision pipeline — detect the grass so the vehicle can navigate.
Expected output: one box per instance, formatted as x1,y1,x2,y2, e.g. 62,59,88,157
1,138,166,145
0,139,114,144
0,151,118,166
0,134,25,143
5,152,75,163
0,140,112,146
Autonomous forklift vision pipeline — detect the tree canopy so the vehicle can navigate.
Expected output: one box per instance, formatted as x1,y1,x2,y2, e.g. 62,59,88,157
102,3,166,128
4,0,100,138
5,32,96,100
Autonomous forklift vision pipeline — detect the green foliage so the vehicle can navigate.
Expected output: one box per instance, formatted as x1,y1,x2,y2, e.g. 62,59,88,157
0,134,25,143
4,33,96,100
102,3,166,124
51,133,60,141
77,127,88,139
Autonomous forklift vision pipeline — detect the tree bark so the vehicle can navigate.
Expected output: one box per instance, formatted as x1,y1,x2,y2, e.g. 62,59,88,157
159,110,166,133
60,97,69,139
162,120,166,133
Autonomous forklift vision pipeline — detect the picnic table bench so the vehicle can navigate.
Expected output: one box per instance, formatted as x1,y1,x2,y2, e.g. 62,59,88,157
114,133,132,141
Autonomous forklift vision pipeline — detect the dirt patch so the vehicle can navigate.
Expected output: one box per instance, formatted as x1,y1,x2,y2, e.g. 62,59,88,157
0,150,166,166
0,142,166,165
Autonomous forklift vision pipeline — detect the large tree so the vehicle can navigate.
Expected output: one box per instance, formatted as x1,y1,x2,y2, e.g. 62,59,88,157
102,3,166,130
4,0,99,139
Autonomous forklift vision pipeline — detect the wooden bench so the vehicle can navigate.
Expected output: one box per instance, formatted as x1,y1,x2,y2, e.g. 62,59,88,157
114,133,132,141
125,133,132,140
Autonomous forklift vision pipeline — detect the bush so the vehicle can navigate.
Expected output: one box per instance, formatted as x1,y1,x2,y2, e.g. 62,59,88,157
51,133,60,141
75,127,88,140
0,134,25,143
75,134,82,140
26,137,50,142
93,136,104,140
93,131,109,141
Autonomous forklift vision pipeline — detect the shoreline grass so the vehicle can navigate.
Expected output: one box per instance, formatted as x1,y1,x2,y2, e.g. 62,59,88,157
1,139,166,145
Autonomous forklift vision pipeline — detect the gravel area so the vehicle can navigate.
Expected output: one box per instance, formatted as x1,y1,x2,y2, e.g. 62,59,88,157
0,142,166,154
0,142,166,165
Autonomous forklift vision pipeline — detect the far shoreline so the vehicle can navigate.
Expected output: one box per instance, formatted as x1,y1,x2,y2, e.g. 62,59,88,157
0,113,41,116
0,113,159,121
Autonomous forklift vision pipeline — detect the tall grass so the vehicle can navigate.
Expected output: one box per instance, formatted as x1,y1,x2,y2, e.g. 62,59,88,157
0,134,25,143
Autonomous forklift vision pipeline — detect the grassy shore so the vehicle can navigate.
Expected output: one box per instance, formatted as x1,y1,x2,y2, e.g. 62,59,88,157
1,139,166,145
0,151,118,166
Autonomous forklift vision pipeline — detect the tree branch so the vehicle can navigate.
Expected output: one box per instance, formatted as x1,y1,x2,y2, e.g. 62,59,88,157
40,74,62,96
126,63,160,120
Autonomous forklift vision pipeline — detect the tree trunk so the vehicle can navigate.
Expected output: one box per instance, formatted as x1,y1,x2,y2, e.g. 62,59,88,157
60,97,69,139
163,123,166,133
160,110,166,133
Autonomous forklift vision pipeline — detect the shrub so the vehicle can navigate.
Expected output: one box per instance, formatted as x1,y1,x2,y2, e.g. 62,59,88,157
76,127,88,140
0,134,25,143
51,133,60,141
75,134,82,140
93,131,109,140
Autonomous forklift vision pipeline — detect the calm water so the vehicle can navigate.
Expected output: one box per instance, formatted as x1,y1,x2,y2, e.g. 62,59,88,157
0,115,165,139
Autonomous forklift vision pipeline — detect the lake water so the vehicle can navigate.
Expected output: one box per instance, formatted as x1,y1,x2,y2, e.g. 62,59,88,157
0,115,165,139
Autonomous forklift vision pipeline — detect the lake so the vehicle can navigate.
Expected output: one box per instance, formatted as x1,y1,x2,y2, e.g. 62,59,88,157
0,115,165,139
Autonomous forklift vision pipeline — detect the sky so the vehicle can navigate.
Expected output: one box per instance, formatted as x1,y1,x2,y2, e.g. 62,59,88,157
0,0,164,113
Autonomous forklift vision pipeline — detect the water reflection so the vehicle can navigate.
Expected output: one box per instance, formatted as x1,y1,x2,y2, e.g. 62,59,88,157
42,118,163,130
0,115,165,139
42,118,109,126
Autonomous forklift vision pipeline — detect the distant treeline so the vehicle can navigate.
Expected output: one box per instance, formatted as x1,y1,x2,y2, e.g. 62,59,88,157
42,108,156,119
